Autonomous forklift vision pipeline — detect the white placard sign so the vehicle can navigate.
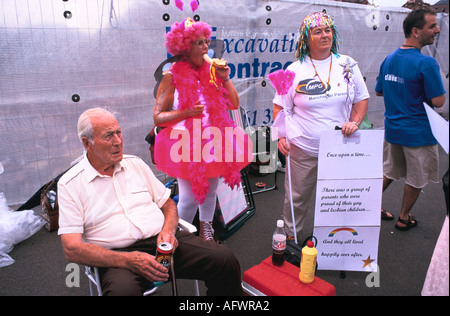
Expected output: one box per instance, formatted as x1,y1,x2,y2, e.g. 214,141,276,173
314,226,380,272
317,130,384,180
424,102,449,154
315,178,382,227
314,130,384,272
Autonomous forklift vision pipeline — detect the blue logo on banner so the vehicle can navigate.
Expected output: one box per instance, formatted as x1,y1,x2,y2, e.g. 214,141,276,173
164,26,298,79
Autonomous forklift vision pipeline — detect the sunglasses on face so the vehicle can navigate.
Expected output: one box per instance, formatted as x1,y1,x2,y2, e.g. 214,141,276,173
194,39,211,46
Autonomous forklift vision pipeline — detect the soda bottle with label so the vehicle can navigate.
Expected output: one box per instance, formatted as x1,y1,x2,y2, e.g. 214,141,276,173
299,240,318,284
47,190,56,209
272,220,286,266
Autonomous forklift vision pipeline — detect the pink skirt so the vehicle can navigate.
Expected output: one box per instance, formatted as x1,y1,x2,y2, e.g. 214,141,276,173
154,126,253,179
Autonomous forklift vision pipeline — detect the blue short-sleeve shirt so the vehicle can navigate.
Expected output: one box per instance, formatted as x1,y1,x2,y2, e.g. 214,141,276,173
375,48,445,146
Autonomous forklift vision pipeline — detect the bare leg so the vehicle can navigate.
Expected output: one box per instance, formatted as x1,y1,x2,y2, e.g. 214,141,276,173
383,176,393,191
381,176,394,219
396,184,420,228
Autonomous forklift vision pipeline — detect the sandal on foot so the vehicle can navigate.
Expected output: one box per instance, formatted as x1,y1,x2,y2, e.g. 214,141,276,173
381,209,394,221
395,215,418,231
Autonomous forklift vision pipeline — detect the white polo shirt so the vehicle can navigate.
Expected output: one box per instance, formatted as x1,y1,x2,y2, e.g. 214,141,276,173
57,154,171,249
273,54,370,157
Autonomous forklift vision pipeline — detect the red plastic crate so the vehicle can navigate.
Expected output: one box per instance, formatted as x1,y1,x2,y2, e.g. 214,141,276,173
242,257,335,296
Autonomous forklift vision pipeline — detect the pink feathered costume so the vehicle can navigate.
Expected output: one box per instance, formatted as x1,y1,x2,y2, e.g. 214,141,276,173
155,19,253,204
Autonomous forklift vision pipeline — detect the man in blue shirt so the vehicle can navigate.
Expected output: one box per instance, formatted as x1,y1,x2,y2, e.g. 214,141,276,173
375,9,446,231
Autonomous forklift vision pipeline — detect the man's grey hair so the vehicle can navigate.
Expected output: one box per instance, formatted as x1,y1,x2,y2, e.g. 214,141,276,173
77,107,118,143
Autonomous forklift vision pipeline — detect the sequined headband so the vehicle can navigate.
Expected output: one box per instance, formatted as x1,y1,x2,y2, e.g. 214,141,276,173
295,12,340,62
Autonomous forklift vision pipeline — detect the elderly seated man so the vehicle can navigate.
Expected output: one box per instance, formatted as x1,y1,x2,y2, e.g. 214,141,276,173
58,107,243,296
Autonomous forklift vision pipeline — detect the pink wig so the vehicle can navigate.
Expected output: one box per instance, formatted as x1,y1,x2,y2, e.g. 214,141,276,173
165,18,212,56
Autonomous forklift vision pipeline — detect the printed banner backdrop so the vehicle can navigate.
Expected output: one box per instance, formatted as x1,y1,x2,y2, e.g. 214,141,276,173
0,0,448,205
314,130,384,272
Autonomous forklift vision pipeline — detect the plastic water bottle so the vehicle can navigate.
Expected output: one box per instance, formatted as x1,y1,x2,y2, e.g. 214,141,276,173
272,220,286,266
299,240,318,284
47,190,56,209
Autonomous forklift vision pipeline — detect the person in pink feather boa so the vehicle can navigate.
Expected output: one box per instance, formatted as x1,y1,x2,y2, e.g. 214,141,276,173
153,18,252,242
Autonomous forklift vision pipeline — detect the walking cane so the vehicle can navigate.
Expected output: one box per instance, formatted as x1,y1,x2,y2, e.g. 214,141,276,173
285,137,298,244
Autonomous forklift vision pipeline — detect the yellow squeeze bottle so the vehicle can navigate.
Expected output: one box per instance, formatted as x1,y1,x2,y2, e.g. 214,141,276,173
299,240,317,284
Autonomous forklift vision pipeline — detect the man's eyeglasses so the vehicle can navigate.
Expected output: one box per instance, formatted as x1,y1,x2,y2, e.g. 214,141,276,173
194,39,211,46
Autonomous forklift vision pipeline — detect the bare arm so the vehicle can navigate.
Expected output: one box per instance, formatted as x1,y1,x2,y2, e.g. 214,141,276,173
273,103,290,156
431,95,446,108
153,73,204,127
59,198,180,282
156,198,179,250
61,234,169,282
223,79,240,109
341,98,369,137
215,66,239,109
273,103,282,121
